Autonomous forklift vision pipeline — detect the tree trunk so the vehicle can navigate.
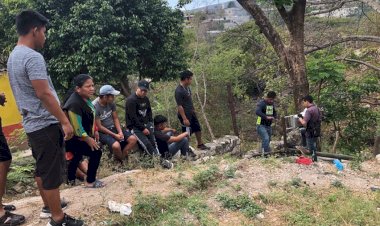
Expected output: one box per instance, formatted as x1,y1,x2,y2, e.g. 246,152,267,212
374,135,380,156
237,0,309,111
226,83,239,136
120,77,131,97
287,0,309,111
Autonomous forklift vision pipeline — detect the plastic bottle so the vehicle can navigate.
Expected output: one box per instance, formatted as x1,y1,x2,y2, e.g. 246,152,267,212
333,159,344,171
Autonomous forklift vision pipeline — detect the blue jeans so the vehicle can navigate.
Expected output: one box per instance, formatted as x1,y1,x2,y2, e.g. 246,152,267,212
165,131,189,158
306,137,317,161
257,125,272,153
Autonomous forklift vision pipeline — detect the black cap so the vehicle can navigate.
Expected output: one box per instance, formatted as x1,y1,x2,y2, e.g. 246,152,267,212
138,80,150,91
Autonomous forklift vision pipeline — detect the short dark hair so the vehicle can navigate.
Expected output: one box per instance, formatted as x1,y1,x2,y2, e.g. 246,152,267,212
16,10,49,36
302,95,314,103
180,70,193,81
154,115,168,126
266,91,277,99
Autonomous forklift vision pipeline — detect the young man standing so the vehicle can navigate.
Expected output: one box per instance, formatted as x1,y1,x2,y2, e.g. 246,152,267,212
298,95,321,162
153,115,197,160
93,85,137,163
175,70,209,150
256,91,277,153
0,92,25,225
125,80,173,169
7,10,83,226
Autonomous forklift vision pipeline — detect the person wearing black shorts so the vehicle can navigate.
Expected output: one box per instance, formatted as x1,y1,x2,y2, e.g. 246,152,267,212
0,93,25,225
93,85,137,163
7,10,83,226
175,70,209,150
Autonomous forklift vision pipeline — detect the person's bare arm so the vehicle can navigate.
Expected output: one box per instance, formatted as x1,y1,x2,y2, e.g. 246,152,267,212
168,132,189,143
95,118,117,137
112,111,123,135
31,80,73,140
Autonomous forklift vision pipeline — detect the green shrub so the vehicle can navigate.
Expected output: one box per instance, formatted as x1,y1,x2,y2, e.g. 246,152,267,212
216,193,264,219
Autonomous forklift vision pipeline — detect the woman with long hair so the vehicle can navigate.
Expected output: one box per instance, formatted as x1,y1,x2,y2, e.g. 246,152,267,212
63,74,104,188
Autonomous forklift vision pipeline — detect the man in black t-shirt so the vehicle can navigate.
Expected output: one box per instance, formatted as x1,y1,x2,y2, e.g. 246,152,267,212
154,115,197,160
125,80,173,169
256,91,277,153
175,70,209,150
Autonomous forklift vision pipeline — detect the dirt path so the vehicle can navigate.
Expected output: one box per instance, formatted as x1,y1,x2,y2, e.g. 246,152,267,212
7,157,380,225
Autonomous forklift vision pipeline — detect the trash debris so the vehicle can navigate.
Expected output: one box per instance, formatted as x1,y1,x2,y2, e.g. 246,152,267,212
108,200,132,216
370,186,380,192
296,156,313,165
333,159,344,171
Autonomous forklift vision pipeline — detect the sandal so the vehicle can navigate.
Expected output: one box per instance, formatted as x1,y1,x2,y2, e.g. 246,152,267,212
85,179,105,188
2,205,16,211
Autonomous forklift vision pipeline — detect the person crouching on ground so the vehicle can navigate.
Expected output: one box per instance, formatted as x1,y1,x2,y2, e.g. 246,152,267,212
93,85,137,164
63,74,104,188
154,115,197,160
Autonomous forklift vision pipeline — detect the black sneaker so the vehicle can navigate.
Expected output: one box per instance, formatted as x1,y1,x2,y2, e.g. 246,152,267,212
0,211,25,226
187,149,197,158
40,199,68,219
46,213,84,226
197,144,210,150
161,159,174,169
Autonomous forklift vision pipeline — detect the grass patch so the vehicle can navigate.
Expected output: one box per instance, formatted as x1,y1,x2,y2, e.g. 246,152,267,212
266,187,380,225
109,192,216,226
7,163,34,188
216,193,264,219
330,180,344,188
224,165,237,178
289,177,302,188
188,165,223,191
260,156,281,169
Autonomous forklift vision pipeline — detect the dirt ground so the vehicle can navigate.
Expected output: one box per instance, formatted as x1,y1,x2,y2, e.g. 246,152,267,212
4,156,380,226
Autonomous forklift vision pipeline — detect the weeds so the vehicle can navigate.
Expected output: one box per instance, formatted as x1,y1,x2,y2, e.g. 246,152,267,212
216,193,264,219
330,180,344,188
289,177,302,188
190,165,222,191
224,165,237,178
111,192,215,226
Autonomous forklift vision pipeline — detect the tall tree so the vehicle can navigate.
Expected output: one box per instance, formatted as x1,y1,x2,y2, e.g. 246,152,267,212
236,0,380,110
34,0,186,96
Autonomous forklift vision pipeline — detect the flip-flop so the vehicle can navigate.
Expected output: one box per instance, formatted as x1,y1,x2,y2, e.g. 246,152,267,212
85,180,105,188
2,204,16,211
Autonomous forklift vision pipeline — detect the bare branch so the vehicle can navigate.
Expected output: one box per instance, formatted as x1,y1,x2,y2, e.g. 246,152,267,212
305,35,380,54
359,0,380,13
336,57,380,72
275,4,291,29
237,0,288,62
306,0,353,16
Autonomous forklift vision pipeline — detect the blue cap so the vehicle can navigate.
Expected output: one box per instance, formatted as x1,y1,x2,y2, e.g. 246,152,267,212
99,85,120,96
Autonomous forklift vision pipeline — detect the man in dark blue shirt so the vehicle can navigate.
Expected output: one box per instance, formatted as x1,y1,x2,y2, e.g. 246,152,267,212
256,91,277,153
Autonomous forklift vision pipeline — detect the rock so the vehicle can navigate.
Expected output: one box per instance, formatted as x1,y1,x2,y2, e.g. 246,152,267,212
376,154,380,163
12,182,25,193
256,213,265,219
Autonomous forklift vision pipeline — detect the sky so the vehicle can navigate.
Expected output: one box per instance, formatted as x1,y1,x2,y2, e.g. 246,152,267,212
167,0,232,9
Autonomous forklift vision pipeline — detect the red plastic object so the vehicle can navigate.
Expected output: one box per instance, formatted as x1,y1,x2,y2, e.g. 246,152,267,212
65,151,74,161
296,156,313,165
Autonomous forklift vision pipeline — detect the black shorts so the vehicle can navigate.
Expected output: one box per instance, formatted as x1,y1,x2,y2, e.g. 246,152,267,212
27,124,65,190
0,121,12,162
99,128,133,152
178,113,202,134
